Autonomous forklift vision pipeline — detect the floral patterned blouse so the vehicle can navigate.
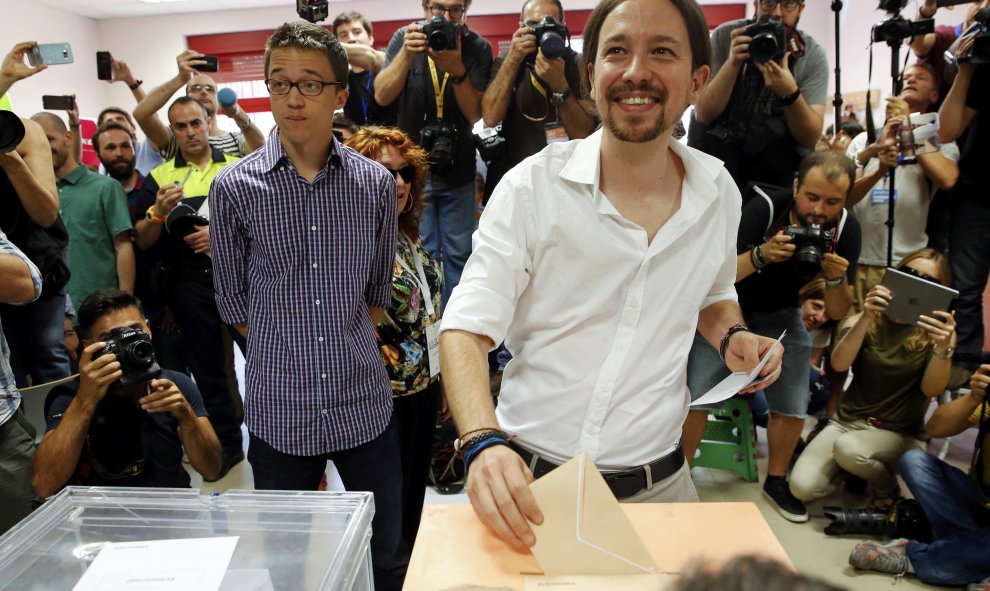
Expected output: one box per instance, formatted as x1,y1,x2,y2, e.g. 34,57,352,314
376,234,443,397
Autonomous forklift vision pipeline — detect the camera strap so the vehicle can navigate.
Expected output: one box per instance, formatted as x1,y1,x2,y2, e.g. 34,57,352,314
427,57,450,121
521,69,554,123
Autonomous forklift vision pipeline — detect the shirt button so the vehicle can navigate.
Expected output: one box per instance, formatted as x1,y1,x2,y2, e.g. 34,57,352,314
321,373,327,379
311,226,317,231
315,300,321,305
322,409,328,414
312,263,318,269
318,337,324,342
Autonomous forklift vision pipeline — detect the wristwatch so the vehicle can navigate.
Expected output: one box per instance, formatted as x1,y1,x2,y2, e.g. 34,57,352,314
449,73,467,86
824,274,845,288
778,88,802,106
145,205,166,224
933,344,955,359
550,88,571,107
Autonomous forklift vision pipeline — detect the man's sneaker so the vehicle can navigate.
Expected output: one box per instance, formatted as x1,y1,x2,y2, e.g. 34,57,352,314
967,577,990,591
849,539,909,575
762,477,808,522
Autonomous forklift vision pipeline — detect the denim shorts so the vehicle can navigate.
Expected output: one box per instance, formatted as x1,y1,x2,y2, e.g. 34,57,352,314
687,307,812,418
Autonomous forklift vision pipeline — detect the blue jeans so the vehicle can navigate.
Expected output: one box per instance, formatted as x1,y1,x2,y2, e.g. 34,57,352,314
949,201,990,369
687,307,812,418
248,419,408,591
420,178,477,306
900,449,990,586
0,294,71,387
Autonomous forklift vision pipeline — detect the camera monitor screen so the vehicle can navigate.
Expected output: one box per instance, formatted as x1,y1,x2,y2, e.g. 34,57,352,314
879,267,958,325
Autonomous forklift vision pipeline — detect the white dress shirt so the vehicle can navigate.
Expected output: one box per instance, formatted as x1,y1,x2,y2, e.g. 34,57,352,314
442,129,742,470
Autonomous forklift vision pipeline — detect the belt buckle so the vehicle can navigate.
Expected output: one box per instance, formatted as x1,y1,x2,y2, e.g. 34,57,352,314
603,471,645,499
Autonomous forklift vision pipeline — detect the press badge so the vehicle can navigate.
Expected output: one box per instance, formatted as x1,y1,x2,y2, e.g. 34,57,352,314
544,123,569,144
426,323,441,378
870,188,897,205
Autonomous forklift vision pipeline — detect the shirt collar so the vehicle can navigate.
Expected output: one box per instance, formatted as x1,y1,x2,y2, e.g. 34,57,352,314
59,164,88,185
260,127,345,174
174,145,226,168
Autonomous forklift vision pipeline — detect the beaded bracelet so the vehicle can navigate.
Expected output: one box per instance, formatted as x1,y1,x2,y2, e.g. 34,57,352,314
719,323,752,362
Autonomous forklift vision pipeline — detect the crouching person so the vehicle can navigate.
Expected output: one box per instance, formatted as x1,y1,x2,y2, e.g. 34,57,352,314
32,288,221,497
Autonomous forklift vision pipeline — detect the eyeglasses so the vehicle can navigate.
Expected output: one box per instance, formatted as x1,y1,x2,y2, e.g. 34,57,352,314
898,265,940,284
425,3,465,17
187,84,216,94
265,78,344,96
759,0,803,11
384,165,417,184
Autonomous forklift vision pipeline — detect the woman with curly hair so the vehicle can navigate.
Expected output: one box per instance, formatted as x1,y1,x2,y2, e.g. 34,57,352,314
346,127,442,549
789,247,957,503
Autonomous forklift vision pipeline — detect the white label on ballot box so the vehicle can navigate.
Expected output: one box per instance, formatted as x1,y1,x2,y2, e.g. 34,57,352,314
72,536,238,591
525,573,668,590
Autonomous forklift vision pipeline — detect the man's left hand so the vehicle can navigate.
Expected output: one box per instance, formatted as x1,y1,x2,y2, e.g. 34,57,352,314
820,253,849,284
184,224,210,254
427,28,466,79
724,331,784,394
756,52,799,100
533,51,567,93
66,96,80,128
140,378,194,421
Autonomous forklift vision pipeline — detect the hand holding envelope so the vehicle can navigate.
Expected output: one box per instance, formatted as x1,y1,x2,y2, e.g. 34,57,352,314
691,331,786,407
466,445,545,551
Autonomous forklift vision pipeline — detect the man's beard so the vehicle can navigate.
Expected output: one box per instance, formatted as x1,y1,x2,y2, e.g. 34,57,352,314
101,158,136,181
601,82,673,143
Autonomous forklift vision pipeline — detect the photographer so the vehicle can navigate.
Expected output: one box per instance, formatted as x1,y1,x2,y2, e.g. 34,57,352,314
31,289,221,498
479,0,595,200
939,31,989,389
789,248,954,503
845,63,959,310
374,0,493,304
684,151,861,523
911,0,990,101
689,0,828,191
0,43,71,388
848,364,990,587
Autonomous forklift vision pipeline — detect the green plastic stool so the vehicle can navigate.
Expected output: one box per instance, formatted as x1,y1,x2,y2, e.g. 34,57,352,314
693,397,759,482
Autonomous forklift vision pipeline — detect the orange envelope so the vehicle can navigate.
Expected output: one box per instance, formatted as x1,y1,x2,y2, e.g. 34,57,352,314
528,453,659,576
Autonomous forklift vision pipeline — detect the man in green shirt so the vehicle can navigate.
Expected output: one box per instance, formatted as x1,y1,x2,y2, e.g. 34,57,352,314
31,112,134,308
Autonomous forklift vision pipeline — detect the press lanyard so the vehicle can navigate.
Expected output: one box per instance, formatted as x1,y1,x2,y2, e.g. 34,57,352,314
427,57,450,120
528,70,548,99
394,235,436,318
360,73,372,123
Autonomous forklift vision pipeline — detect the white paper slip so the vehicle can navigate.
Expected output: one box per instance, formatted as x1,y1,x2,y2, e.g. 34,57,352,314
72,536,239,591
689,331,786,407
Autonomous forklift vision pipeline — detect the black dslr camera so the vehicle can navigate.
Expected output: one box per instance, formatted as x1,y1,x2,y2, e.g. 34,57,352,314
531,16,570,60
474,125,507,163
296,0,328,23
784,223,836,279
744,16,787,64
421,16,459,51
421,122,457,174
0,111,25,153
99,326,162,393
824,498,933,542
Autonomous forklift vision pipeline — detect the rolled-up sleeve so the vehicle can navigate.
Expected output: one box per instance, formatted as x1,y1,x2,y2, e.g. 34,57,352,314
0,229,42,303
365,173,397,308
441,172,533,349
209,169,249,324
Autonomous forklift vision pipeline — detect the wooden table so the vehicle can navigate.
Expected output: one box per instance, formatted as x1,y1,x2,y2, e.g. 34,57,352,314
404,502,793,590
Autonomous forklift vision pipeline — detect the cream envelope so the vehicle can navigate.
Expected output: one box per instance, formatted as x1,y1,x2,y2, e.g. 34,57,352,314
528,452,659,576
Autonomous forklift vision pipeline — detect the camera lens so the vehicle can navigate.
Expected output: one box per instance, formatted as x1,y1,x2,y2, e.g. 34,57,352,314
749,33,779,64
127,340,156,366
539,31,567,59
0,111,26,154
428,31,450,51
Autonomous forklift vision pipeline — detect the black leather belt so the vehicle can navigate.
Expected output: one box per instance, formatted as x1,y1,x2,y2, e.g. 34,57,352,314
510,442,685,500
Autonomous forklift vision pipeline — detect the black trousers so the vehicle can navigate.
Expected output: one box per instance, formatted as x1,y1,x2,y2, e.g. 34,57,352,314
168,277,243,455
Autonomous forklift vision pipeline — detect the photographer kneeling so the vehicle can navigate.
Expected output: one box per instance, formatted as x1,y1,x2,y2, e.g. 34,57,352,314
31,289,221,498
789,248,955,503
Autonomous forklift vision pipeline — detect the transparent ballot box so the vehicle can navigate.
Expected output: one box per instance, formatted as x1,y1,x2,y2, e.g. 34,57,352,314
0,487,374,590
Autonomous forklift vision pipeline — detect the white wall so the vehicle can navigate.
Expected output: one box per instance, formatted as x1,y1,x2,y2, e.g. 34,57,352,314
4,0,970,130
1,0,107,120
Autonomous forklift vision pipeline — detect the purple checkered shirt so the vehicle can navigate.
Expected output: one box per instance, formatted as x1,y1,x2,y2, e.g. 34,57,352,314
209,129,397,456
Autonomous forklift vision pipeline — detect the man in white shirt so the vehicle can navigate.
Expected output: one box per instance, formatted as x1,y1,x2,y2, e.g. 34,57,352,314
440,0,784,552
